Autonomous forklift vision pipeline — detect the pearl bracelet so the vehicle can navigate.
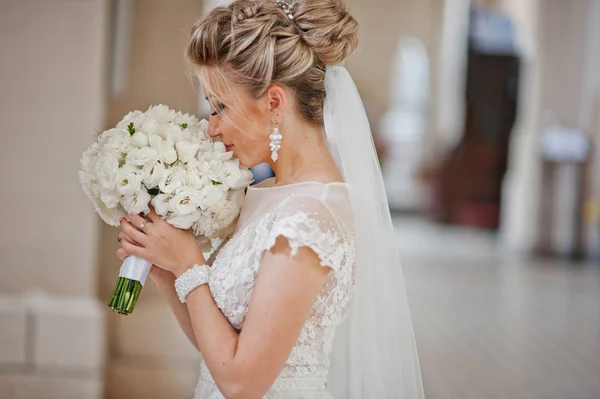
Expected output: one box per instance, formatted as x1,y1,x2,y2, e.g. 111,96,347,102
174,264,211,303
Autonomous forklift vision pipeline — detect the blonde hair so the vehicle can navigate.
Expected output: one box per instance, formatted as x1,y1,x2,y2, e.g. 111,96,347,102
186,0,358,124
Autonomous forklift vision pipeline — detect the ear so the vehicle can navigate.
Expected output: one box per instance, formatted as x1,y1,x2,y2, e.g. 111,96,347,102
266,85,286,119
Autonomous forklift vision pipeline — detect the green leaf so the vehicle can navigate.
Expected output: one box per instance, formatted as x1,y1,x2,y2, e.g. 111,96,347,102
127,122,136,136
212,180,223,186
178,123,188,130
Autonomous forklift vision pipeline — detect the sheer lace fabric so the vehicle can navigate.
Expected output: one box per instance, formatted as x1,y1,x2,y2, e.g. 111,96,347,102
194,179,356,399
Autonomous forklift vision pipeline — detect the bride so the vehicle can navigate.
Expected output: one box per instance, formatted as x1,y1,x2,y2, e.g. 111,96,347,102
116,0,424,398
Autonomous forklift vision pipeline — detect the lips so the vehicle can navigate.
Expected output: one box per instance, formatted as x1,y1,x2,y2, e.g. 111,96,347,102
225,144,234,152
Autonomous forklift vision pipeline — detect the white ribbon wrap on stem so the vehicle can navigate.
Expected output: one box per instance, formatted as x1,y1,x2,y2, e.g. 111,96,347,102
118,255,152,286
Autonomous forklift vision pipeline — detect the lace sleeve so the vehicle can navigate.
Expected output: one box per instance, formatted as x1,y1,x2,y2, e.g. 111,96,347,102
262,195,352,273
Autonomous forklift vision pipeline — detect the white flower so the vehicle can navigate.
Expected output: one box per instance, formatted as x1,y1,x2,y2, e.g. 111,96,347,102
116,165,144,196
176,141,200,163
78,170,95,197
121,190,151,215
131,131,149,147
126,146,159,166
117,110,144,129
168,212,201,230
170,186,203,215
152,193,173,217
80,143,100,172
150,135,178,164
200,159,224,183
95,150,120,190
192,211,214,237
184,159,210,188
211,196,240,232
197,184,225,210
223,160,254,189
198,119,209,135
213,141,226,154
159,165,186,194
92,195,126,227
105,129,133,153
142,160,167,189
148,104,176,125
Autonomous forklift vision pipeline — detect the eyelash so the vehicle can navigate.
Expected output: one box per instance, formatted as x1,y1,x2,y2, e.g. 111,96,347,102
210,103,226,116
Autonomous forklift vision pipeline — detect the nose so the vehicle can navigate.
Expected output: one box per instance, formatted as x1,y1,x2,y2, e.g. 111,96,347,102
207,115,220,138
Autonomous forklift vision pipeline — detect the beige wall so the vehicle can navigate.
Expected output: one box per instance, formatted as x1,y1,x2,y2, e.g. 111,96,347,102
347,0,443,125
0,0,108,397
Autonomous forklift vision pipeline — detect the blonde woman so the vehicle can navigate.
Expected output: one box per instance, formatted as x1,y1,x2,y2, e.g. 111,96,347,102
116,0,424,398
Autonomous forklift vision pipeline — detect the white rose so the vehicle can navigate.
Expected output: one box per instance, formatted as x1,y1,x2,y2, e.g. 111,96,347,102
100,186,121,208
142,160,167,189
197,184,225,210
150,135,178,164
126,146,159,166
121,190,151,215
176,141,200,163
95,150,120,190
159,165,186,194
152,193,173,217
131,131,149,147
92,196,126,227
116,165,144,196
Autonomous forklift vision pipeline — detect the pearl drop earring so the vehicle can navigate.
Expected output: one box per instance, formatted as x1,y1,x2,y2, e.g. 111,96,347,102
269,118,283,162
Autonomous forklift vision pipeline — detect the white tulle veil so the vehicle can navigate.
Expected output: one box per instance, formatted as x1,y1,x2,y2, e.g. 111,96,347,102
324,65,425,398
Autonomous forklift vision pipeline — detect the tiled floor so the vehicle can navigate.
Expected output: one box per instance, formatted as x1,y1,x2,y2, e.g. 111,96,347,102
395,216,600,399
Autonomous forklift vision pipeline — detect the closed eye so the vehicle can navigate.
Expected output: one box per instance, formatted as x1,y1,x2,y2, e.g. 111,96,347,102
210,103,226,116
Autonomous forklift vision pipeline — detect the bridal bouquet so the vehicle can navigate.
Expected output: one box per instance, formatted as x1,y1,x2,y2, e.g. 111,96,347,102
79,105,253,315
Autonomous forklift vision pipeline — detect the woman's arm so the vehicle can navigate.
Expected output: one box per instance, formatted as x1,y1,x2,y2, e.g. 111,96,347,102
181,236,329,399
149,268,200,352
119,212,329,399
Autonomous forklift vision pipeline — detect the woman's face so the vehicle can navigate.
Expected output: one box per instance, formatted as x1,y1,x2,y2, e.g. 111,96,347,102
205,81,274,168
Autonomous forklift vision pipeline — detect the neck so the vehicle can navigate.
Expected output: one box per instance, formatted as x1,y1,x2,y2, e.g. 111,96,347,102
267,118,341,186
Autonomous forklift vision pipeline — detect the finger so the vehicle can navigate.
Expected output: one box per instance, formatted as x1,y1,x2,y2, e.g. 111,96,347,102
120,218,149,245
118,231,141,247
120,236,147,259
127,213,153,233
145,208,162,223
116,248,129,261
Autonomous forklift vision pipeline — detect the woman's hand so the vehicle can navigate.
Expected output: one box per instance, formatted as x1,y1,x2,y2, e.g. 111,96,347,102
116,210,206,277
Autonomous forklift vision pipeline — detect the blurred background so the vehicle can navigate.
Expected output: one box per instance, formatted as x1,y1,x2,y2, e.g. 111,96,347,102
1,0,600,398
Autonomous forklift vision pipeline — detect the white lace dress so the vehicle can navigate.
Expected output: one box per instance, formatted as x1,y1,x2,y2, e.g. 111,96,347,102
194,178,356,399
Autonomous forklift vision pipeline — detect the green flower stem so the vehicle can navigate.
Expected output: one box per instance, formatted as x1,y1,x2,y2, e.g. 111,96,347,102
108,277,144,315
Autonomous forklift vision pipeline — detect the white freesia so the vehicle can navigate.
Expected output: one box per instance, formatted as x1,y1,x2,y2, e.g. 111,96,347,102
126,146,159,166
159,164,186,194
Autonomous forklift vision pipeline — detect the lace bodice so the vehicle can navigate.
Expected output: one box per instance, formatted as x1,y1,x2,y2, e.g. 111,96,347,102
194,179,356,399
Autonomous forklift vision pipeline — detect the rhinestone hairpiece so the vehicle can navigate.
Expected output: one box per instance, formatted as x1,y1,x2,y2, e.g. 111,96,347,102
274,0,300,19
